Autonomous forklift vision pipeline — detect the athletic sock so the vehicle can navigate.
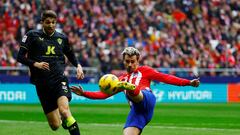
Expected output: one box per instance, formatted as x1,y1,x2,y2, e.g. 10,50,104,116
64,116,80,135
61,117,68,129
62,121,68,129
68,121,80,135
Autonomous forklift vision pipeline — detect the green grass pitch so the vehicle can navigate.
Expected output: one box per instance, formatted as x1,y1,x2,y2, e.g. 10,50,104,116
0,103,240,135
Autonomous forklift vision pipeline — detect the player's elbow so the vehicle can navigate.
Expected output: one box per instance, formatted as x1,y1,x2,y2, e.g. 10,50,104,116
17,48,28,64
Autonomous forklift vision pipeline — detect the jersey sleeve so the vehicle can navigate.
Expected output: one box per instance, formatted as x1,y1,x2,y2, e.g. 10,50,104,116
20,33,31,50
17,32,36,67
144,66,191,86
82,91,112,99
63,36,79,67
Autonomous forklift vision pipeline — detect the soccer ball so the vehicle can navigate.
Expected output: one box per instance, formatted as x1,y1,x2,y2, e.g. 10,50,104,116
99,74,119,94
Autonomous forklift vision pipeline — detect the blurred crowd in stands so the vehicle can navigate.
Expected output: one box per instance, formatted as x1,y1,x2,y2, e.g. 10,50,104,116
0,0,239,77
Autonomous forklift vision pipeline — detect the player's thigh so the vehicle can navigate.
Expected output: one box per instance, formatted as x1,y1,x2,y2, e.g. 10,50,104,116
35,83,59,114
123,127,141,135
128,91,144,103
46,108,61,129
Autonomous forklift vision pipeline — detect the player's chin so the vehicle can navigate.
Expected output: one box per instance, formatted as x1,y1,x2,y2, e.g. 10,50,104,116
127,67,132,73
46,28,54,34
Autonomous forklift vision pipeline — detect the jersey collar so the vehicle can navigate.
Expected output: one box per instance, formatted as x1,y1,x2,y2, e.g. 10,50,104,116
43,29,55,37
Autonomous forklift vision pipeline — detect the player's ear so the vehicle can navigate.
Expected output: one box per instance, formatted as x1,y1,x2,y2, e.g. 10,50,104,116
137,55,141,62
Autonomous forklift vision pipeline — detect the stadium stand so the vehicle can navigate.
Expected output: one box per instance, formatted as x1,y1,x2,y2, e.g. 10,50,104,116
0,0,239,78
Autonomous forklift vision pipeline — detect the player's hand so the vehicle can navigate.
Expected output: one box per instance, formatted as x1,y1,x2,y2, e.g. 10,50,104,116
33,62,50,71
76,64,84,80
70,85,84,96
190,78,200,87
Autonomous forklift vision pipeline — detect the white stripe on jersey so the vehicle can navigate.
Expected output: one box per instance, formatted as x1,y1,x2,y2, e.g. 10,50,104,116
129,71,142,86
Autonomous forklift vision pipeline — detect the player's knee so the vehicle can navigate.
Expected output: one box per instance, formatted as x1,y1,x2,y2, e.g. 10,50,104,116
123,127,141,135
49,124,60,131
50,126,59,131
49,121,61,131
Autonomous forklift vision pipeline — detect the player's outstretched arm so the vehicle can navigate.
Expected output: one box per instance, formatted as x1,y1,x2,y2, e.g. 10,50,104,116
71,85,84,96
70,85,111,99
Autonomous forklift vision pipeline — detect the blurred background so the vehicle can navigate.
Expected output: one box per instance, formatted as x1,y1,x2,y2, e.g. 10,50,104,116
0,0,240,100
0,0,239,83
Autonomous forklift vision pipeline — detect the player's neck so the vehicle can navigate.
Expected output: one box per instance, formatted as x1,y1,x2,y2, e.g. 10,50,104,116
127,67,139,74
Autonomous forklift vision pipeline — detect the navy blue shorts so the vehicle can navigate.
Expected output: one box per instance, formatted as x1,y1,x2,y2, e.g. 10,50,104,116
124,90,156,130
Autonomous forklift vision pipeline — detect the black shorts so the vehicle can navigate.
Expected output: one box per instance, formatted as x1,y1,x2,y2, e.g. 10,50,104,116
35,77,72,114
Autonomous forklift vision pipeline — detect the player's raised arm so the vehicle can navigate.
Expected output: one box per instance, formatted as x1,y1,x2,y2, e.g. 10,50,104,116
71,74,136,99
144,66,200,87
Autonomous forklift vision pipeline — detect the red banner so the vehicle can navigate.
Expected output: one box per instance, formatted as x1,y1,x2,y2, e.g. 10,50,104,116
228,84,240,102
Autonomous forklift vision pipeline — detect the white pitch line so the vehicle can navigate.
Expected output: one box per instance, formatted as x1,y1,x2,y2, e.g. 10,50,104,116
0,120,240,132
89,123,240,132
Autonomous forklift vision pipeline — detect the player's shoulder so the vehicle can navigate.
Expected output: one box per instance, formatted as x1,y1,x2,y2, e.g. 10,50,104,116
25,29,42,37
138,66,154,71
118,73,128,81
54,31,68,39
21,29,42,43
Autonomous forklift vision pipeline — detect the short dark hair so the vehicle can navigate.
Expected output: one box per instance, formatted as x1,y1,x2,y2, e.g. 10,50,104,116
41,10,57,21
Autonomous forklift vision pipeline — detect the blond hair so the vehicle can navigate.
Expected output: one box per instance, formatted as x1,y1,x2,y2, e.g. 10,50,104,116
121,47,140,60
